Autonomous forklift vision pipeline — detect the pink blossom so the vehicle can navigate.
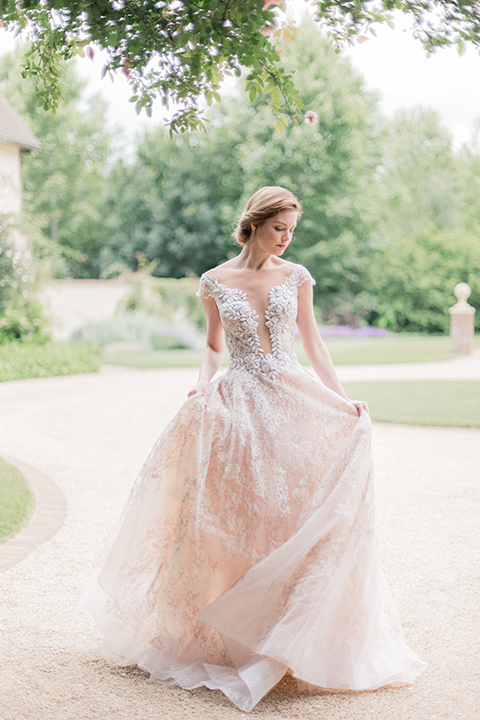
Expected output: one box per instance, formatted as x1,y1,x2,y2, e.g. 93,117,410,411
304,110,319,125
263,0,283,8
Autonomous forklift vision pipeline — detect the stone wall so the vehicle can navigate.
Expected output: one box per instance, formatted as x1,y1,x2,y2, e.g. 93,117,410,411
39,279,132,342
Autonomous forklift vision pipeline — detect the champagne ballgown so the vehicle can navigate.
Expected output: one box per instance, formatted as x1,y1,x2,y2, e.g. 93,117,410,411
86,263,426,711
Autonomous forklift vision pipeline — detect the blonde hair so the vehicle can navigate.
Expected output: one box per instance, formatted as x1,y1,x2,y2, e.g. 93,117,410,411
233,186,302,245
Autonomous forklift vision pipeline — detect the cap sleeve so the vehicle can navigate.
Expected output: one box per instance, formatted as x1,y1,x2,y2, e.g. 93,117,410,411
196,272,216,300
295,264,316,288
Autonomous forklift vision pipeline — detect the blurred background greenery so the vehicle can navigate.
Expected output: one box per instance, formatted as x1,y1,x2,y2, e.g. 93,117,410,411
1,22,479,381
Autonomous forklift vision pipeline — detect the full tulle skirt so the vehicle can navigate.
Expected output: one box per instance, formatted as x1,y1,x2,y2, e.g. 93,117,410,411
85,362,426,711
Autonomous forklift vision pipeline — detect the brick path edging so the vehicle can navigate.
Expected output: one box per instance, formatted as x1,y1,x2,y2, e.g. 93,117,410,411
0,457,67,573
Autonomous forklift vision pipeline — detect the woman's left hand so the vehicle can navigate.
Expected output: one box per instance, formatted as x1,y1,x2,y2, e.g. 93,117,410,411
350,400,370,417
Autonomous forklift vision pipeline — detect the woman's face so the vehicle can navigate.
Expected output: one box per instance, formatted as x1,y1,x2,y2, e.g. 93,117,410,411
251,210,298,256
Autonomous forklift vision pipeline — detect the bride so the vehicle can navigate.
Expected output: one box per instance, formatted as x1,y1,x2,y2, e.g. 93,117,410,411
86,185,426,711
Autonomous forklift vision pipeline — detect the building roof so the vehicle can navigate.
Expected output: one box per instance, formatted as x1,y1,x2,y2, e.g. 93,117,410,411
0,92,41,152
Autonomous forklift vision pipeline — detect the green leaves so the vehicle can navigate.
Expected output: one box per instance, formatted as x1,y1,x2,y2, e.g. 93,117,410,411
2,0,480,134
314,0,480,55
0,0,306,132
275,114,289,134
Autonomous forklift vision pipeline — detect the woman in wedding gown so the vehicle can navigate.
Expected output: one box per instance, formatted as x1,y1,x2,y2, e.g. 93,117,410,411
86,186,426,711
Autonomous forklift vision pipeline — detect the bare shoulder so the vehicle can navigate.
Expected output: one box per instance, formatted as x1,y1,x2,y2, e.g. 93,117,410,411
203,259,237,281
281,259,300,272
204,258,302,285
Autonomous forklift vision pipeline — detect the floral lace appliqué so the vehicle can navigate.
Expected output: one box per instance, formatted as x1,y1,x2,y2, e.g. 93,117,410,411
197,264,315,380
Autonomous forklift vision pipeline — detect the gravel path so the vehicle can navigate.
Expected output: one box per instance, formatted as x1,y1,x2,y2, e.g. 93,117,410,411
0,364,479,720
336,347,480,382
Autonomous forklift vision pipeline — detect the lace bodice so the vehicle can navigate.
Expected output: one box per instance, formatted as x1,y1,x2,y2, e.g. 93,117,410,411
197,264,315,379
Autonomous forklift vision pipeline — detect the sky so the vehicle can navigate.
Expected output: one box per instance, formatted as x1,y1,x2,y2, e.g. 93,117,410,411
344,14,480,150
0,7,479,150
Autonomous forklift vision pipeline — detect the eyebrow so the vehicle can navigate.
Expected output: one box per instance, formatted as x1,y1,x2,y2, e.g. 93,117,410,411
274,222,297,227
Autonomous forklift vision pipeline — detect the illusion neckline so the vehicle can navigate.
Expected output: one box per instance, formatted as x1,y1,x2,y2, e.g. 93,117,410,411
205,264,299,302
205,265,301,357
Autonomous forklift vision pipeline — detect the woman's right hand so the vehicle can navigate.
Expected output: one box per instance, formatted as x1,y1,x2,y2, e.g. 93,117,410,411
187,379,209,405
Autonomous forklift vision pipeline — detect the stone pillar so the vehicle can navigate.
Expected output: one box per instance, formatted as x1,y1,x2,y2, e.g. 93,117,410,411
449,283,476,354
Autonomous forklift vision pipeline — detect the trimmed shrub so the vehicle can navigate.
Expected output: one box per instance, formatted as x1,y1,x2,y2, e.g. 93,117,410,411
0,342,100,383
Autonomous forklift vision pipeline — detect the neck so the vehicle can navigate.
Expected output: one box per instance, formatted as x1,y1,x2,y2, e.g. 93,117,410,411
236,242,274,271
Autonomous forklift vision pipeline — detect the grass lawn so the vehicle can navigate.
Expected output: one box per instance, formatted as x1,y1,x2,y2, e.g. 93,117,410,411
0,458,35,543
343,380,480,428
102,333,480,369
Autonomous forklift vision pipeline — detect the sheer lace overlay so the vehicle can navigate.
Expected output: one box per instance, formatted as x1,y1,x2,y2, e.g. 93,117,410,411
86,262,426,712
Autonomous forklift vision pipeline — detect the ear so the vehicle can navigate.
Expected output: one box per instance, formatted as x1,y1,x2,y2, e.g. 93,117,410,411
251,224,256,232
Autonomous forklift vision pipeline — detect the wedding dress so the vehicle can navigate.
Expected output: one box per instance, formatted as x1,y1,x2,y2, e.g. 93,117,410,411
86,263,426,711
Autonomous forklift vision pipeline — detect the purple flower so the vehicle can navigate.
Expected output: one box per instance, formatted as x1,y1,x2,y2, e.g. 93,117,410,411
295,325,389,338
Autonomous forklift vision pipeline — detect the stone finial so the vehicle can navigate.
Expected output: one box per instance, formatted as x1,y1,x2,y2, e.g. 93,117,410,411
449,282,476,355
449,282,475,316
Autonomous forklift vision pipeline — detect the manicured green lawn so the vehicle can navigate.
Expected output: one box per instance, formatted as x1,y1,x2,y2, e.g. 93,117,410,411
321,334,480,365
0,458,35,542
102,334,480,368
343,381,480,428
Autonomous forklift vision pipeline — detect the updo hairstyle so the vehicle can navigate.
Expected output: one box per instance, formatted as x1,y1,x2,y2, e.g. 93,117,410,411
233,186,302,246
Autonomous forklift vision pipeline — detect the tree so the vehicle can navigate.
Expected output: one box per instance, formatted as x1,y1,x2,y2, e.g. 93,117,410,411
99,128,241,278
101,23,382,328
456,120,480,230
365,108,480,332
214,22,382,323
375,107,458,236
0,46,113,278
367,223,480,333
0,1,479,132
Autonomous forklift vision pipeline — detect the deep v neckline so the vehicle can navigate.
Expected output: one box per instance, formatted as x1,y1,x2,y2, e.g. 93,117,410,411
207,266,298,357
208,265,297,320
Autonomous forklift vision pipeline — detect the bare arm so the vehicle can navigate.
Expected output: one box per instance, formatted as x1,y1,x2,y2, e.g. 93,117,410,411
296,280,350,401
187,294,224,398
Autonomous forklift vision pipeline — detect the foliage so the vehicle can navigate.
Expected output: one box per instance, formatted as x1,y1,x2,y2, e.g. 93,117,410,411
0,219,50,343
113,253,164,315
315,1,480,54
456,120,480,230
0,46,113,279
0,0,303,133
0,457,35,542
375,107,458,235
100,25,382,327
368,223,480,333
227,23,382,314
1,1,479,132
99,127,241,279
367,107,480,333
71,311,200,351
1,24,479,333
101,255,205,332
0,341,100,382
